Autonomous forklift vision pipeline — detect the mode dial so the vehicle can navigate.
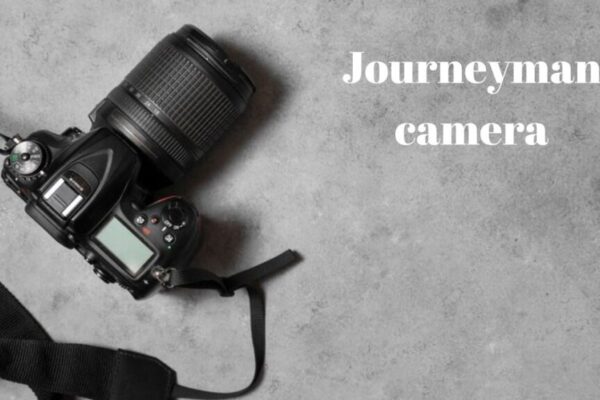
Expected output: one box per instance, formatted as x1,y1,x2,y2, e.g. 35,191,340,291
8,141,45,175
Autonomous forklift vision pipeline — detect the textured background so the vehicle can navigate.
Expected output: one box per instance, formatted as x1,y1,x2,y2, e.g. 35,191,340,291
1,1,600,399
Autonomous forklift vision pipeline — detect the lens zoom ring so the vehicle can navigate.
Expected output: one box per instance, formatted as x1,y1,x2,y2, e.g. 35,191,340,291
108,88,194,167
125,40,241,159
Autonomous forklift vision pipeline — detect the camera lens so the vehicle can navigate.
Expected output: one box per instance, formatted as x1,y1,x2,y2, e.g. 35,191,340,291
90,25,255,184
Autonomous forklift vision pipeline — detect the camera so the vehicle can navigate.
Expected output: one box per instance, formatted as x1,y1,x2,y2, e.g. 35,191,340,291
1,25,255,299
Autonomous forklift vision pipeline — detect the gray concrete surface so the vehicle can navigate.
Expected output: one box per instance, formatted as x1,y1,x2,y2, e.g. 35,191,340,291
1,0,600,399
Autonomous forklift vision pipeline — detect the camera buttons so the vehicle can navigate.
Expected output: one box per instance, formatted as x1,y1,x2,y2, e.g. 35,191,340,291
163,233,176,244
134,214,147,225
150,215,160,224
93,267,115,284
84,252,96,264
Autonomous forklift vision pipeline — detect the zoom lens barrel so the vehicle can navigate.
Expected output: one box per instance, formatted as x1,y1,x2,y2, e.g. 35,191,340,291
90,25,255,184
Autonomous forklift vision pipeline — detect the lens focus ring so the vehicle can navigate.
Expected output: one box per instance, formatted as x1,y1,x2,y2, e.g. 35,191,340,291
100,25,255,182
125,39,240,157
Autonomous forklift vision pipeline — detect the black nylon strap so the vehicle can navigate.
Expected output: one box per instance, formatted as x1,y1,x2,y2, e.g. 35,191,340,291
168,250,299,295
169,250,299,399
0,338,176,400
171,285,265,399
0,281,176,400
0,281,70,400
0,250,299,400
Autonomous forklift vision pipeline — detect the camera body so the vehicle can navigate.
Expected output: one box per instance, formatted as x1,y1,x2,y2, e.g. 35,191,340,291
2,126,201,299
1,25,255,299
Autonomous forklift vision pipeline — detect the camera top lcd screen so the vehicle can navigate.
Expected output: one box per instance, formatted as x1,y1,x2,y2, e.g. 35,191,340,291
94,217,154,275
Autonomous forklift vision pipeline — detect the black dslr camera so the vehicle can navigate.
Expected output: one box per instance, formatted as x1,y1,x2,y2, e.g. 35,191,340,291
1,25,255,299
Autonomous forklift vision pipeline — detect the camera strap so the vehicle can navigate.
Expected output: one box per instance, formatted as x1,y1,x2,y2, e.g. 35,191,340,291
0,250,299,400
